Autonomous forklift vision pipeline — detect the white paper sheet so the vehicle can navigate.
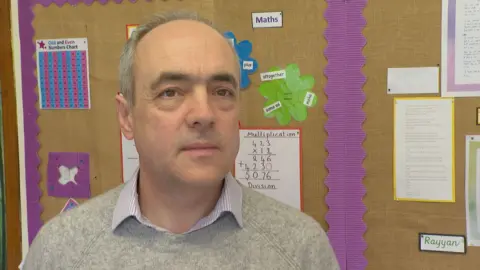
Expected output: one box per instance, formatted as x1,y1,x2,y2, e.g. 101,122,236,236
393,98,455,202
387,67,439,94
465,135,480,245
121,135,138,182
234,129,302,209
441,0,480,97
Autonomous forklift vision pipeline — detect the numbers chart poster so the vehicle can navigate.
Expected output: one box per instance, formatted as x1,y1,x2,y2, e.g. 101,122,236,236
234,128,302,210
36,38,91,109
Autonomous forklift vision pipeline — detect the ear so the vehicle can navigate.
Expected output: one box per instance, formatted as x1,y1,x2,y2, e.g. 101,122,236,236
116,93,134,140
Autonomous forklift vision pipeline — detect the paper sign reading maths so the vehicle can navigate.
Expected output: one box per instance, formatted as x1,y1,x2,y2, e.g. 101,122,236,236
419,233,466,254
260,70,286,81
252,12,283,28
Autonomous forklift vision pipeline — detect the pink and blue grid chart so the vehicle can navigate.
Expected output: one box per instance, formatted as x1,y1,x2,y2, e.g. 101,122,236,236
36,38,91,109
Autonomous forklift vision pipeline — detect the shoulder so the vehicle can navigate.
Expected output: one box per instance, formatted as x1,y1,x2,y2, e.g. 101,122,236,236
22,185,123,269
242,186,323,235
242,187,339,269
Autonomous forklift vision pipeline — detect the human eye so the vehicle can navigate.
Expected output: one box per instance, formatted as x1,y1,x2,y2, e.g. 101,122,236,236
158,88,180,98
214,88,235,97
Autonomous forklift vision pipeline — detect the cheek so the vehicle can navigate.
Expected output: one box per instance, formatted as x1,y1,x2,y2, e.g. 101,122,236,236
220,117,240,151
134,107,177,147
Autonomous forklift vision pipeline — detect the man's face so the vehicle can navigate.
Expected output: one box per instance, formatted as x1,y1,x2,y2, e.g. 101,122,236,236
118,20,240,186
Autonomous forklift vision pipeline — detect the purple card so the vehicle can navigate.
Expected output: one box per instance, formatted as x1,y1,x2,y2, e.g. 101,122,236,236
47,152,91,198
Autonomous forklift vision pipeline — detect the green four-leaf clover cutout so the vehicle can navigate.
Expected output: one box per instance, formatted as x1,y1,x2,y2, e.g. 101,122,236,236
258,64,318,125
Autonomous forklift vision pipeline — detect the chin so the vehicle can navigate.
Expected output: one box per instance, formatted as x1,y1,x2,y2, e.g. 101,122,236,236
178,168,226,186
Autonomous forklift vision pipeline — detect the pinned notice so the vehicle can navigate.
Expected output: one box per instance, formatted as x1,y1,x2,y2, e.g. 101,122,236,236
263,101,282,114
235,128,302,209
393,98,455,202
419,233,466,254
260,70,286,81
243,61,254,70
36,38,91,109
303,92,316,107
47,152,91,198
252,12,283,28
387,67,439,95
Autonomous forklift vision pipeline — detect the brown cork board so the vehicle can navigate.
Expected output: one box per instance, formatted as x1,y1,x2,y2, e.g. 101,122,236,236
32,0,329,231
364,0,480,269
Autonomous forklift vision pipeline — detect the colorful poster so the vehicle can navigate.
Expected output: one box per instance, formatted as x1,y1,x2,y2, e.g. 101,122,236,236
259,64,317,125
36,38,91,109
234,128,302,210
441,0,480,97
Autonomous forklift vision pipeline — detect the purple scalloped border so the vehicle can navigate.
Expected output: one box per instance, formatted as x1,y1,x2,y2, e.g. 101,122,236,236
34,0,132,7
324,0,367,269
345,1,367,269
324,1,347,267
18,0,42,246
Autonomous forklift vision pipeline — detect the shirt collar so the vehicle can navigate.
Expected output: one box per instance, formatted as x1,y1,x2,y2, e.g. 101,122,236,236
112,170,243,231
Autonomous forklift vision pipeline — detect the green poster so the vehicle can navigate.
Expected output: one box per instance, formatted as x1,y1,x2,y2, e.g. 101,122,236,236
258,64,318,126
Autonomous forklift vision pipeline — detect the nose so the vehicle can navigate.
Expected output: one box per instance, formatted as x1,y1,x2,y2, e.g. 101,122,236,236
186,88,215,130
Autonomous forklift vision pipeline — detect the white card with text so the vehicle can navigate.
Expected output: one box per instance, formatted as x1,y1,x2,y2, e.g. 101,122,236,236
252,12,283,28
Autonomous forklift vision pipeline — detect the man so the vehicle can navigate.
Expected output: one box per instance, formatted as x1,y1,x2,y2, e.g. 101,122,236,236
23,11,339,269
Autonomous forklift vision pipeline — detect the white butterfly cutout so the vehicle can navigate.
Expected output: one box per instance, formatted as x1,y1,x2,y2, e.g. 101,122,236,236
58,165,78,185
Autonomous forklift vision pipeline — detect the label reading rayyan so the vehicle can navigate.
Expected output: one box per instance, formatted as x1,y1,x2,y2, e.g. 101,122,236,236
419,233,466,254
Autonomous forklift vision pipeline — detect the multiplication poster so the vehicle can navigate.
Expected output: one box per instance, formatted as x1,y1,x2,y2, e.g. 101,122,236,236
36,38,91,109
234,128,302,210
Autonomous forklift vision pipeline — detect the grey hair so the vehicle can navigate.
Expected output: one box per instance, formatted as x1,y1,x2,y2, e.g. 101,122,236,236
119,11,227,107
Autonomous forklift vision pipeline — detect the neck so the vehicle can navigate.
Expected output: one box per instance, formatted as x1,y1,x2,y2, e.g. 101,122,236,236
137,169,224,234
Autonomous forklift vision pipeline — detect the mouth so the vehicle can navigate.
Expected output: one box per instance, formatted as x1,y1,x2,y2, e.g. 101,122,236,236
181,143,220,156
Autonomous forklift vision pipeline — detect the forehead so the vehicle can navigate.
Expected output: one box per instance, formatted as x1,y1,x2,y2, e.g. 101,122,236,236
134,20,238,80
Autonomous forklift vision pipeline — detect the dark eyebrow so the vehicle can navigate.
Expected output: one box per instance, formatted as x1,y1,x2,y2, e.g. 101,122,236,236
149,72,239,90
149,72,192,90
208,73,238,89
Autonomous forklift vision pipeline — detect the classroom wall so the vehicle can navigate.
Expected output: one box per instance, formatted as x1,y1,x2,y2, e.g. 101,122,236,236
13,1,477,269
10,0,330,258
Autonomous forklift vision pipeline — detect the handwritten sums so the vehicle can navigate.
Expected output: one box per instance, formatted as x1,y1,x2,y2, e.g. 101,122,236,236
235,129,302,209
237,137,278,190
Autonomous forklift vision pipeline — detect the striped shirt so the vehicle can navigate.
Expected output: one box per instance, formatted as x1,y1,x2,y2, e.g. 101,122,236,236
111,170,243,233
